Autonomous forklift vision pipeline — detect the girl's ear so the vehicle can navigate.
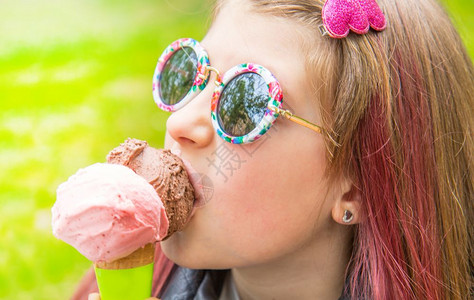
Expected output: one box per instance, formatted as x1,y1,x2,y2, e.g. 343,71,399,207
331,181,362,225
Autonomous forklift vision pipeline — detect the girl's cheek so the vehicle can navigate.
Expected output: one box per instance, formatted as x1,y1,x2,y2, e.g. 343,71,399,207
213,183,282,237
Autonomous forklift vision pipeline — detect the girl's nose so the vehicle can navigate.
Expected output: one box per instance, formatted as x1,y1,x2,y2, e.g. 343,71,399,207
165,86,215,148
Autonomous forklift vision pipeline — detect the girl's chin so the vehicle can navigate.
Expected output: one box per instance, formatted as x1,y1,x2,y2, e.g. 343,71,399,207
160,235,197,267
161,239,235,269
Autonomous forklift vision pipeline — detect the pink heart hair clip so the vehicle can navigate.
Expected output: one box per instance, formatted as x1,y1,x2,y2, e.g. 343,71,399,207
321,0,386,38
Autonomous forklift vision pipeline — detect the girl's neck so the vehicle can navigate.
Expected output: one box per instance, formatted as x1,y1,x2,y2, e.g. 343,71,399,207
231,225,352,300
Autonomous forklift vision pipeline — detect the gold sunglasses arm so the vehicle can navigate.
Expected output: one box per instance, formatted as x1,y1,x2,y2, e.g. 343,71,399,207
269,106,322,134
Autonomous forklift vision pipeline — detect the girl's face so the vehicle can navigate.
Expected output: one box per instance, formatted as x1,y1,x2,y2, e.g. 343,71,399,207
162,0,343,269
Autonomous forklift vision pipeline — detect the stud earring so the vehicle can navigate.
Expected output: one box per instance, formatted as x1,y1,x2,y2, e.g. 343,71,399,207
342,210,354,223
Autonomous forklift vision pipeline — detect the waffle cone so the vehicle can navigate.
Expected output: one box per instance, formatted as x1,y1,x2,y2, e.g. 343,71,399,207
95,243,155,270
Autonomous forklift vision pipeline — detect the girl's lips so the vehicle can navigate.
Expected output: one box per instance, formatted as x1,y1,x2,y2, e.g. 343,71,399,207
169,148,207,219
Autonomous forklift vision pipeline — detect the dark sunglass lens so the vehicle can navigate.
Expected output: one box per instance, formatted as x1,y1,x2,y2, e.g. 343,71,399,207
217,73,268,137
160,47,198,105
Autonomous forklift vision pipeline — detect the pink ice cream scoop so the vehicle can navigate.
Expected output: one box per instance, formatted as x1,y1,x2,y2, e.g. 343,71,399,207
52,138,196,264
52,163,169,263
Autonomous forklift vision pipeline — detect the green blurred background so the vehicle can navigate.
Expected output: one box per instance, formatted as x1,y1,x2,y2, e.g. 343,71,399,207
0,0,472,299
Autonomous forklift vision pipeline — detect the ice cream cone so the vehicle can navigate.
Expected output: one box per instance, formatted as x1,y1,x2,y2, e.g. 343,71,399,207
94,243,155,300
52,138,195,299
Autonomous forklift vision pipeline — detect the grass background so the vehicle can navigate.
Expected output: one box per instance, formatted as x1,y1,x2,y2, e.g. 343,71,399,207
0,0,472,299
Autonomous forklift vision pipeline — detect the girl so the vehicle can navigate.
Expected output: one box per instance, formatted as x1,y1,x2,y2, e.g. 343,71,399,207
79,0,473,299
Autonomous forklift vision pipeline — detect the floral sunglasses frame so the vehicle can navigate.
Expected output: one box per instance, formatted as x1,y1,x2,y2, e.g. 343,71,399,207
152,38,322,144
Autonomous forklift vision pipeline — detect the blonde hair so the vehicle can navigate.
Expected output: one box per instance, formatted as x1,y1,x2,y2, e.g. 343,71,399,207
216,0,474,299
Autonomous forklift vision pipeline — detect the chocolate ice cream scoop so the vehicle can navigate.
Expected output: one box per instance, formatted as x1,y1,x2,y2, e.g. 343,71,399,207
107,138,195,238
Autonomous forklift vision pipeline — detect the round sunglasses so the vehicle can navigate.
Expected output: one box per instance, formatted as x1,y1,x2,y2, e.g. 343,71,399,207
152,38,323,144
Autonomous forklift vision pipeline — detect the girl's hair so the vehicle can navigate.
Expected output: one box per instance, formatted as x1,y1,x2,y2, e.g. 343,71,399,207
216,0,474,299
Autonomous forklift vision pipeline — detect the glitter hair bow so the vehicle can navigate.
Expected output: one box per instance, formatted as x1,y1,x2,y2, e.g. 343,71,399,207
321,0,386,38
